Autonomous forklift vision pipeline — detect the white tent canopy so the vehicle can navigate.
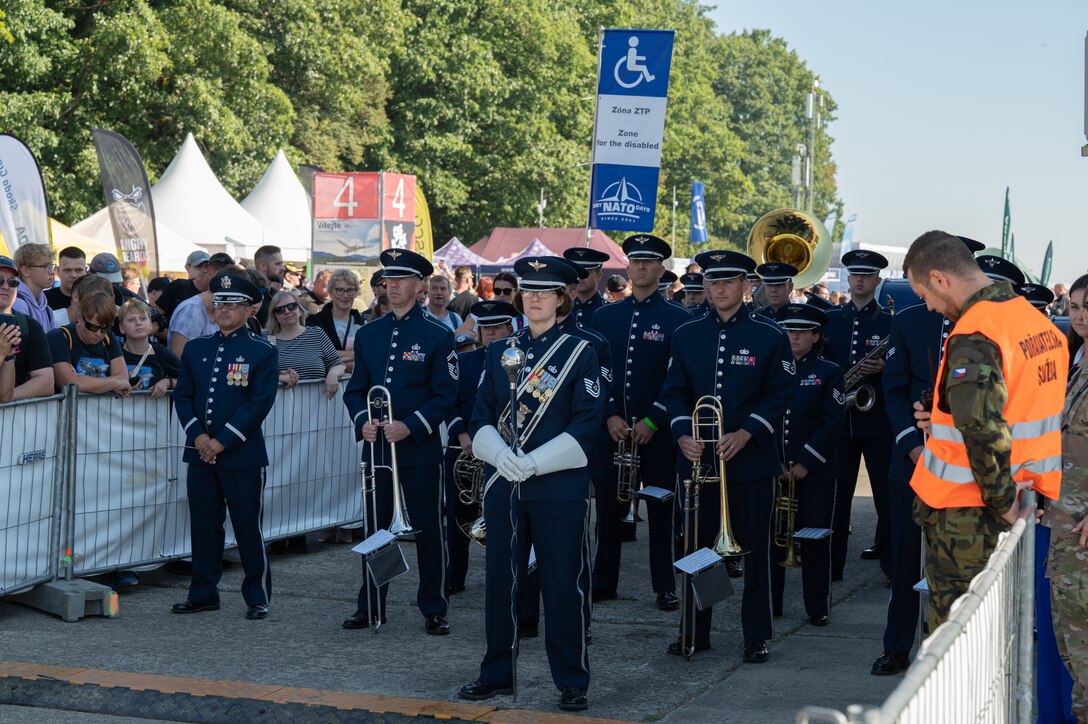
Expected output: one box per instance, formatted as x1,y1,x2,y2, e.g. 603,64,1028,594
151,133,268,260
72,208,204,274
241,150,311,261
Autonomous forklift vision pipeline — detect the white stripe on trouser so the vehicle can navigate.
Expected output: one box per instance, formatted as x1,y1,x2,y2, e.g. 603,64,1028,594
258,467,270,604
438,463,448,608
577,500,590,673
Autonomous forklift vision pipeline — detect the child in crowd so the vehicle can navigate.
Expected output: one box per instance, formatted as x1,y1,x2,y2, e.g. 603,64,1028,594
117,299,179,398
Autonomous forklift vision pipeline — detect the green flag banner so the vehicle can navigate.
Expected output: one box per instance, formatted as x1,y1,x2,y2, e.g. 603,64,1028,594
1041,241,1053,286
1001,187,1011,260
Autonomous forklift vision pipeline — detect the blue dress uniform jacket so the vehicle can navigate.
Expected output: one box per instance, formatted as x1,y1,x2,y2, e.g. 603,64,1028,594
663,310,795,482
449,346,487,442
592,291,692,447
572,292,605,327
822,299,893,437
175,329,279,467
343,302,458,467
779,354,845,478
558,313,612,454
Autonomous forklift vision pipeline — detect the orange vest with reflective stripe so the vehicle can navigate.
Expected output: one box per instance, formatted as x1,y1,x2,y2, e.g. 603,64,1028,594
910,295,1066,508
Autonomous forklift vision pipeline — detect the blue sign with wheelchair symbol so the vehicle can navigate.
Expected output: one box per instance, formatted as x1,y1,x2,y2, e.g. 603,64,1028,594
598,30,674,99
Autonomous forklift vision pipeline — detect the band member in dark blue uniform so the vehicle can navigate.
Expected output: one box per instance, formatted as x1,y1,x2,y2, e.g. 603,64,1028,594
459,257,602,712
445,300,517,595
824,250,893,579
342,249,458,635
770,304,844,626
563,247,609,327
1020,283,1055,314
172,274,277,620
662,250,795,662
590,233,691,611
679,272,705,311
659,269,678,300
756,262,799,318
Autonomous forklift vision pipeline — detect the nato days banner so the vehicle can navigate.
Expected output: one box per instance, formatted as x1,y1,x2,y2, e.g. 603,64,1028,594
588,29,675,233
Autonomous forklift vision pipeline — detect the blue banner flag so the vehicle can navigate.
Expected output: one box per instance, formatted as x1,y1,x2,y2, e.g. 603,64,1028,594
690,181,708,243
588,29,675,233
840,213,858,254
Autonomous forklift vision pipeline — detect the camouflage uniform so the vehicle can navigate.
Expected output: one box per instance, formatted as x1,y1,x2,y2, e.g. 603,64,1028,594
1046,358,1088,721
913,282,1017,627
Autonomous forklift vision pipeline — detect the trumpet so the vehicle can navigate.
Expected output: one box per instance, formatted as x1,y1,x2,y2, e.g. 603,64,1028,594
367,385,415,537
453,450,487,547
691,396,745,557
614,418,641,504
773,469,800,568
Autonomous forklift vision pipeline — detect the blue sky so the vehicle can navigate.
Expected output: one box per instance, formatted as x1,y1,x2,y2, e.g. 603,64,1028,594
707,1,1088,282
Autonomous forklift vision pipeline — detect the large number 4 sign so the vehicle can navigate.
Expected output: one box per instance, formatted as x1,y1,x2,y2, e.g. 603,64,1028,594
313,173,380,220
383,173,416,221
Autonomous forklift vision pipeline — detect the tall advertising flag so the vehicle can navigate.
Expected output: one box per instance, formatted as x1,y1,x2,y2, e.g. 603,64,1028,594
1001,186,1011,260
840,213,858,254
91,129,160,276
1041,241,1053,286
690,181,708,244
588,29,675,233
822,210,838,237
0,133,51,254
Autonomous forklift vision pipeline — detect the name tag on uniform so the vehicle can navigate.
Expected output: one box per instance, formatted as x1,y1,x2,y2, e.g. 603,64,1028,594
402,343,427,362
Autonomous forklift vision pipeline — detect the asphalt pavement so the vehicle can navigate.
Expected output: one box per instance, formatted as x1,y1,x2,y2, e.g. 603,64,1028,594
0,473,905,722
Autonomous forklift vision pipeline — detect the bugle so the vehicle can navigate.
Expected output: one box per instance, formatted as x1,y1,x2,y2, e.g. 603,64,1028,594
367,385,415,537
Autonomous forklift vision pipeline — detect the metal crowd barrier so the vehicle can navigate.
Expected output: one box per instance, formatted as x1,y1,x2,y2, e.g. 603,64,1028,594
1,380,364,606
798,493,1036,723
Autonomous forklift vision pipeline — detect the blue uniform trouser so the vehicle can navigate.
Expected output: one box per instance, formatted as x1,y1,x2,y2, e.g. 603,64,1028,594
480,480,590,692
593,444,676,594
444,448,475,589
357,464,448,618
882,477,921,655
678,477,773,643
187,464,270,607
518,520,591,635
831,434,893,577
771,474,834,619
1036,523,1076,723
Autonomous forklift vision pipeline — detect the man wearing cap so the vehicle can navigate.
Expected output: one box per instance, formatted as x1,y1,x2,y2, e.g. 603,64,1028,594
756,262,799,318
871,233,984,675
11,243,56,333
590,234,692,612
662,249,795,662
563,248,610,327
824,249,894,580
678,272,705,310
659,269,678,300
771,303,844,627
158,251,219,321
342,248,458,635
89,253,138,305
903,231,1065,628
444,300,516,595
283,263,303,291
171,274,278,621
0,255,54,402
1021,283,1055,314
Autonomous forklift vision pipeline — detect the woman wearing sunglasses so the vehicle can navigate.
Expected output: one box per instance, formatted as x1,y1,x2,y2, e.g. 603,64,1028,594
46,289,132,396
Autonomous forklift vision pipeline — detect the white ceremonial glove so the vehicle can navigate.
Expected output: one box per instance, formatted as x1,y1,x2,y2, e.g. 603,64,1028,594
520,433,587,478
497,448,529,483
473,425,528,483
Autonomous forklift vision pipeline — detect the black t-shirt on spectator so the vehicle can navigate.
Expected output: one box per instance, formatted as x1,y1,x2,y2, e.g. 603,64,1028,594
12,313,52,387
157,279,198,320
121,340,180,390
46,323,123,377
44,286,71,311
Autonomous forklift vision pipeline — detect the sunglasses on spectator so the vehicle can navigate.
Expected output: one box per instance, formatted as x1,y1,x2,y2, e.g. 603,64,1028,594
332,287,358,296
273,302,299,315
494,287,515,296
1,279,19,288
83,320,110,333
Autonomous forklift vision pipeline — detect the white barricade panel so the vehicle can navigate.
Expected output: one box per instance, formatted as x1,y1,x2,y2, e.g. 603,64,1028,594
0,396,61,595
72,393,173,575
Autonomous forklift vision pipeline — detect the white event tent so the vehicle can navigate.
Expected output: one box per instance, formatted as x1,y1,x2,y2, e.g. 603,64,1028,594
72,208,205,273
240,150,311,262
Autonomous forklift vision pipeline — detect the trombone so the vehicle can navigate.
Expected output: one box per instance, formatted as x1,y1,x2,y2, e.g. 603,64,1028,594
679,476,699,659
367,385,415,538
614,418,641,524
691,396,745,557
773,468,800,568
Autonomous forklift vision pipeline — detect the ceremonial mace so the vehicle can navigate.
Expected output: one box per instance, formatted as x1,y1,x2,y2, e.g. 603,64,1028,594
500,339,527,702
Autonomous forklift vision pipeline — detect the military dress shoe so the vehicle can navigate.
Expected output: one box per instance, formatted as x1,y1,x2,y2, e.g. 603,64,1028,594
171,600,220,614
666,637,711,655
585,629,592,645
860,544,883,560
656,591,680,611
446,583,466,596
725,558,743,578
458,679,512,701
591,588,617,603
425,613,451,635
808,615,829,627
342,611,386,630
743,640,769,663
559,686,588,711
245,604,268,620
871,651,911,675
518,625,539,639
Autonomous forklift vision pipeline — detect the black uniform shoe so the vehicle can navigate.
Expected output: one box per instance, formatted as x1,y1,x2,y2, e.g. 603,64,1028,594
171,600,220,614
245,604,269,620
267,540,288,555
425,613,451,635
743,640,769,663
808,615,829,627
725,558,744,578
458,679,512,701
518,625,539,639
860,544,883,560
559,687,588,711
585,629,592,645
341,611,386,629
446,583,466,596
666,637,711,655
591,588,617,603
871,651,911,675
656,591,680,611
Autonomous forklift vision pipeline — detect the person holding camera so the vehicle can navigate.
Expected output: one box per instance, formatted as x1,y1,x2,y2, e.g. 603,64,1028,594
0,255,54,403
